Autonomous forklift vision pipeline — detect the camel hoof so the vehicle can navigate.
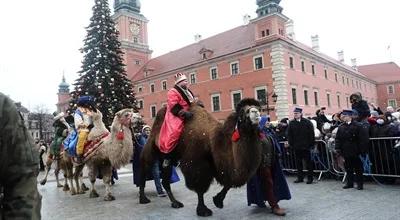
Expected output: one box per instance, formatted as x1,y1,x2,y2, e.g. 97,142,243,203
89,190,99,198
104,194,115,201
39,179,47,185
171,201,184,209
196,205,213,217
139,196,151,204
213,195,224,209
71,190,77,196
57,184,63,188
63,185,70,192
81,183,89,191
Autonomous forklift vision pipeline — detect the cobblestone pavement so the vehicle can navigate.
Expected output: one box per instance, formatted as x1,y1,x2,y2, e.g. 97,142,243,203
38,167,400,220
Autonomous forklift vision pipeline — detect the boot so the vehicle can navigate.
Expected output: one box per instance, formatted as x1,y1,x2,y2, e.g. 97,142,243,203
306,176,313,184
356,182,363,190
293,178,303,183
271,205,286,216
342,182,353,189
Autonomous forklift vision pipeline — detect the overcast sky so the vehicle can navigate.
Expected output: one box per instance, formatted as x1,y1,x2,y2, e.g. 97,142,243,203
0,0,399,113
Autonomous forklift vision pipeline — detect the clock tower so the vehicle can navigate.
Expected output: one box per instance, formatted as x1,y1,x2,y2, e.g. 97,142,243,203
112,0,152,80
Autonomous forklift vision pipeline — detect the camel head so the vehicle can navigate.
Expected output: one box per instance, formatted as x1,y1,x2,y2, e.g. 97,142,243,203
91,109,103,123
114,108,135,128
235,98,261,126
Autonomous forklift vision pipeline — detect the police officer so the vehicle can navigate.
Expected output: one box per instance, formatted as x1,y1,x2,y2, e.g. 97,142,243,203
287,107,315,184
335,109,369,190
0,92,41,219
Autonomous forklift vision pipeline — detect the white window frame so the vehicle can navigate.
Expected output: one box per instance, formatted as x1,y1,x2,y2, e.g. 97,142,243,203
253,55,264,70
326,92,331,107
387,85,395,94
137,85,143,93
313,90,319,107
161,80,167,91
303,89,309,106
150,105,157,118
230,61,240,75
231,90,243,110
210,66,218,80
388,99,397,108
211,93,221,112
150,83,155,93
337,93,341,108
190,72,197,84
137,99,144,109
289,56,294,69
291,86,298,105
254,86,267,104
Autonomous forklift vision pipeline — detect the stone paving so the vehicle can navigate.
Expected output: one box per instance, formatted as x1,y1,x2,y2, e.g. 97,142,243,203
38,167,400,220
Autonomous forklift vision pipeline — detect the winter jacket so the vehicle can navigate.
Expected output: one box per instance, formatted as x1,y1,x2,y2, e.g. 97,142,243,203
352,100,370,121
335,121,369,157
287,118,315,150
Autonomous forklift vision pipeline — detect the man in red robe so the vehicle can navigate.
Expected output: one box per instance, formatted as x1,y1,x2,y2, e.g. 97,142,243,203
158,72,194,155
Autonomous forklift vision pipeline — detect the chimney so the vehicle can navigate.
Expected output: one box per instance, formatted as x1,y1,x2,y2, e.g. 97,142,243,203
311,35,319,51
194,34,202,43
351,58,358,70
337,50,344,63
286,19,295,40
243,14,251,25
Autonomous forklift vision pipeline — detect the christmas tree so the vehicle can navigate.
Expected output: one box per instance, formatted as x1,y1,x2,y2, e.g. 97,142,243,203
69,0,137,127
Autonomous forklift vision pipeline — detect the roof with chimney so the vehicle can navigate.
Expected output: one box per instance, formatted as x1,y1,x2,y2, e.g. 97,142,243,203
358,62,400,83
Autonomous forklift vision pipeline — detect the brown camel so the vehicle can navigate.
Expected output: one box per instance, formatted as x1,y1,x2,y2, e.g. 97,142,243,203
139,98,264,216
71,108,139,201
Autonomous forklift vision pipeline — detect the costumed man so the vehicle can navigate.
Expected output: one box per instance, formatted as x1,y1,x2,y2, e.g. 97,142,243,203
335,110,369,190
74,96,96,164
158,72,194,190
287,107,315,184
247,116,291,216
44,113,70,179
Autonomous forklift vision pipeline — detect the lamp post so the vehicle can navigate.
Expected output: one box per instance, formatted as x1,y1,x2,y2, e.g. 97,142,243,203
264,91,278,115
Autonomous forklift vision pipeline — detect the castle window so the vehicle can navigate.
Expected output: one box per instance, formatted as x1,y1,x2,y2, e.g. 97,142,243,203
314,91,319,106
230,61,239,75
150,83,155,93
261,31,265,37
311,65,316,76
210,67,218,80
211,94,221,112
150,105,157,118
324,69,328,79
292,88,297,105
161,80,167,91
301,61,305,72
388,85,395,94
231,90,242,110
266,29,270,36
289,57,294,69
304,89,309,105
137,99,143,109
254,55,264,70
190,73,197,84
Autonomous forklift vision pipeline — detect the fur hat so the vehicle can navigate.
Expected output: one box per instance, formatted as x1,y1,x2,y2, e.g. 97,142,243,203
142,125,151,133
53,112,65,120
174,72,187,84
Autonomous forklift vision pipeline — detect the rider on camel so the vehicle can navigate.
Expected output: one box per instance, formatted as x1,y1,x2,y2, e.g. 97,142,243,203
159,73,195,167
75,96,96,164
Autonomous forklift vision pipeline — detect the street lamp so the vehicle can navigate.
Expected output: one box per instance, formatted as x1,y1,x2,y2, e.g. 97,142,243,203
263,91,278,115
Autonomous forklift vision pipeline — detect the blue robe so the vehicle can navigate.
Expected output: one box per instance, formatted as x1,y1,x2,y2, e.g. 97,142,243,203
132,133,180,187
247,116,291,206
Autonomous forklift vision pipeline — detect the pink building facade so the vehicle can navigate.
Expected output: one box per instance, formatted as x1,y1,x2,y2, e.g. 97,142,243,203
116,1,377,123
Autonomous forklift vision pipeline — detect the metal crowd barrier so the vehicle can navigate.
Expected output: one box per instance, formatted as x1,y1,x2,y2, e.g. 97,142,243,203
280,140,332,181
328,136,400,179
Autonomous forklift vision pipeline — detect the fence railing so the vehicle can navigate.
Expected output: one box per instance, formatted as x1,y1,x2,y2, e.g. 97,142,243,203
280,137,400,181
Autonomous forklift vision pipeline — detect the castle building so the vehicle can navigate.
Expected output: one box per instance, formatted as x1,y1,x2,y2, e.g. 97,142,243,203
116,0,377,123
56,74,70,113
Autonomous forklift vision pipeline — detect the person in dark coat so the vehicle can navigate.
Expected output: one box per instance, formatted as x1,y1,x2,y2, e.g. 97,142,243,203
313,107,331,131
350,92,370,122
287,107,315,184
132,125,179,197
247,116,291,216
335,110,369,190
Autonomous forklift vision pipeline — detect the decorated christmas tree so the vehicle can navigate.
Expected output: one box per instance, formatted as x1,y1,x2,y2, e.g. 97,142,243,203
68,0,137,127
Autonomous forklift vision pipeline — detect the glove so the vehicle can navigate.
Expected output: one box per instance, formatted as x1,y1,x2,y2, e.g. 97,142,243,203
183,111,193,121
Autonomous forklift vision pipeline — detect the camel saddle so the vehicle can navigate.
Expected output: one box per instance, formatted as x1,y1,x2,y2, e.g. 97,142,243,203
81,132,110,163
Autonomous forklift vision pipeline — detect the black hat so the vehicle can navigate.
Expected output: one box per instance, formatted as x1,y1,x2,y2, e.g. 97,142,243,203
293,107,302,113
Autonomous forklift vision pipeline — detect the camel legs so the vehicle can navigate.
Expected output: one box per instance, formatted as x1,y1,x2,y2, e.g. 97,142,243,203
213,185,231,209
161,163,183,209
73,165,85,194
88,165,99,198
101,166,115,201
139,158,152,204
54,160,63,188
39,158,53,185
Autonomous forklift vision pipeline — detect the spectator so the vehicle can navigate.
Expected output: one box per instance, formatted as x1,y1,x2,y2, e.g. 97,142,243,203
350,92,370,122
313,107,331,131
287,107,315,184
